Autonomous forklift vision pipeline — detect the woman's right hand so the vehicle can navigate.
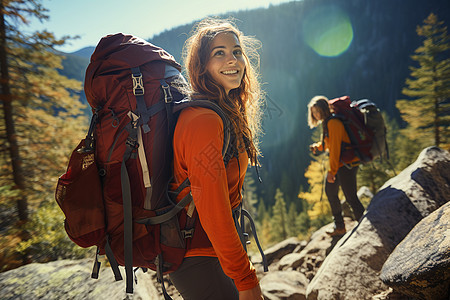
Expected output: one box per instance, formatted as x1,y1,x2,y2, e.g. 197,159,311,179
239,284,264,300
327,172,336,183
309,143,318,154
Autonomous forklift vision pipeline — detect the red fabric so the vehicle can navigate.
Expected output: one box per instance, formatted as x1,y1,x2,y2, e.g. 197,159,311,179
81,33,188,272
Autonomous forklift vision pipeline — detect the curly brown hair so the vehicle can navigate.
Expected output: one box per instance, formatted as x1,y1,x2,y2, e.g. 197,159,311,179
182,17,264,165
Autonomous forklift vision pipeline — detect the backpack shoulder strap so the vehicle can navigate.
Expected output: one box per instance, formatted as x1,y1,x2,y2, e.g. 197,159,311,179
322,114,338,142
173,99,231,159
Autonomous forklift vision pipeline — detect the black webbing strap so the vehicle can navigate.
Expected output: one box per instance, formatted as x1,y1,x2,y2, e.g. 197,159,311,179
341,120,365,161
131,67,150,133
91,240,122,281
121,122,138,294
147,100,165,118
232,204,269,272
91,247,101,279
233,204,247,251
241,209,269,272
168,177,190,197
135,189,193,225
160,79,174,136
84,106,102,151
323,115,366,164
172,99,230,159
104,239,122,281
155,254,172,300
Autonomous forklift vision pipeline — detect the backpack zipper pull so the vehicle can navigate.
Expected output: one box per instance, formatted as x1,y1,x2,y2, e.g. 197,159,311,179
109,107,120,128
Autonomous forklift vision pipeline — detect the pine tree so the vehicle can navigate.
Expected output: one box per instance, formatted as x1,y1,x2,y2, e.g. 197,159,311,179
271,188,288,241
256,197,267,223
260,209,272,247
0,0,87,268
298,157,331,221
396,13,450,150
0,0,85,222
287,202,298,237
295,211,311,238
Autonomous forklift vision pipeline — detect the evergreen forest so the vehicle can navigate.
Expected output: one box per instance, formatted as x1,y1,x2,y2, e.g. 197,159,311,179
1,0,449,268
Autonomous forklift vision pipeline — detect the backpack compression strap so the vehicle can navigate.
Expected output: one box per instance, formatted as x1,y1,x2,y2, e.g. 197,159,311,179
91,240,122,281
131,67,151,133
121,120,139,295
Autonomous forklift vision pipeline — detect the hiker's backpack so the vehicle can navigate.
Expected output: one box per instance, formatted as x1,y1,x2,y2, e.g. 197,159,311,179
324,96,388,164
56,33,234,297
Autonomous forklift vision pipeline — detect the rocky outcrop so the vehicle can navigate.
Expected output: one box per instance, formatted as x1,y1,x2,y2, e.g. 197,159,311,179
255,218,357,299
260,270,309,300
263,237,307,266
0,147,448,300
305,147,450,299
380,201,450,300
0,258,182,300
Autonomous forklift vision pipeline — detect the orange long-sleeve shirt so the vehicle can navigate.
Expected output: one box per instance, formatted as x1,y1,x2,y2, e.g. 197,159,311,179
171,106,258,291
315,118,359,176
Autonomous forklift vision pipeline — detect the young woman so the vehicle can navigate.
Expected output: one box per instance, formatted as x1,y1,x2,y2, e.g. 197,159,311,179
307,95,365,236
169,18,264,299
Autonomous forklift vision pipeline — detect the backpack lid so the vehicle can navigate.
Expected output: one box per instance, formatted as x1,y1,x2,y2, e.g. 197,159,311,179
84,33,182,105
90,33,181,70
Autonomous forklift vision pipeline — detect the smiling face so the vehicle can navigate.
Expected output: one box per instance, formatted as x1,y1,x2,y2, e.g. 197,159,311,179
206,32,246,95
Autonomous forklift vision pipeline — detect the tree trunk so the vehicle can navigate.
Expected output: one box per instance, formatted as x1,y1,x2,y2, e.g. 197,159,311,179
0,1,28,222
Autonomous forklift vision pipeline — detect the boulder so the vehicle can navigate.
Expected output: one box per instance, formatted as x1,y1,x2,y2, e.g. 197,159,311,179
258,218,357,299
260,270,309,300
296,218,357,281
0,258,181,300
278,252,305,271
263,237,305,265
306,147,450,300
380,201,450,300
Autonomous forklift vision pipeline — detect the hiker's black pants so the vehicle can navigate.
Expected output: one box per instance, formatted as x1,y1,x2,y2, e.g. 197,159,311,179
325,165,365,228
169,256,239,300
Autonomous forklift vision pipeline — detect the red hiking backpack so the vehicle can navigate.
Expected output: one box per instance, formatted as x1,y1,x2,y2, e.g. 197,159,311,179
56,33,232,297
324,96,388,164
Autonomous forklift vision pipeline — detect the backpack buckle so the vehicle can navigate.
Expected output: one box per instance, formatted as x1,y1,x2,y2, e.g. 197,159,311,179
132,73,145,96
181,228,194,239
126,136,139,149
161,82,173,103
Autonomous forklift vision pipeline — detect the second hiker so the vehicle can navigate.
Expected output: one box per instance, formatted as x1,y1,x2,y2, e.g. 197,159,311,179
307,95,365,236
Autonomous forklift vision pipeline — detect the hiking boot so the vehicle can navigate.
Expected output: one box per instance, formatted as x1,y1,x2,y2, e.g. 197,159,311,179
326,227,346,237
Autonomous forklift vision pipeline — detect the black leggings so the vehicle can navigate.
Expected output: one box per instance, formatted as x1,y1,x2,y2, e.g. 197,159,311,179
325,165,365,228
169,256,239,300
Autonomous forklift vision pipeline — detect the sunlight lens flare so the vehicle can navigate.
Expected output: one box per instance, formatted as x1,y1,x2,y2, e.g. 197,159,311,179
302,5,353,57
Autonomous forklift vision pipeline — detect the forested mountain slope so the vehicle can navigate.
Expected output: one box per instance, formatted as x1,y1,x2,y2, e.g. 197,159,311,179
61,0,450,206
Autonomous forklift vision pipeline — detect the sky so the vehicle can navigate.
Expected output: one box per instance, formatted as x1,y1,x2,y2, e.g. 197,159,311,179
26,0,294,53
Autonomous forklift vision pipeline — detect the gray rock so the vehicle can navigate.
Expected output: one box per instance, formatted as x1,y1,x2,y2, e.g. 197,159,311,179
258,216,357,300
278,253,304,270
358,186,374,199
306,147,450,300
0,258,180,300
260,270,309,300
380,201,450,300
264,237,304,265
